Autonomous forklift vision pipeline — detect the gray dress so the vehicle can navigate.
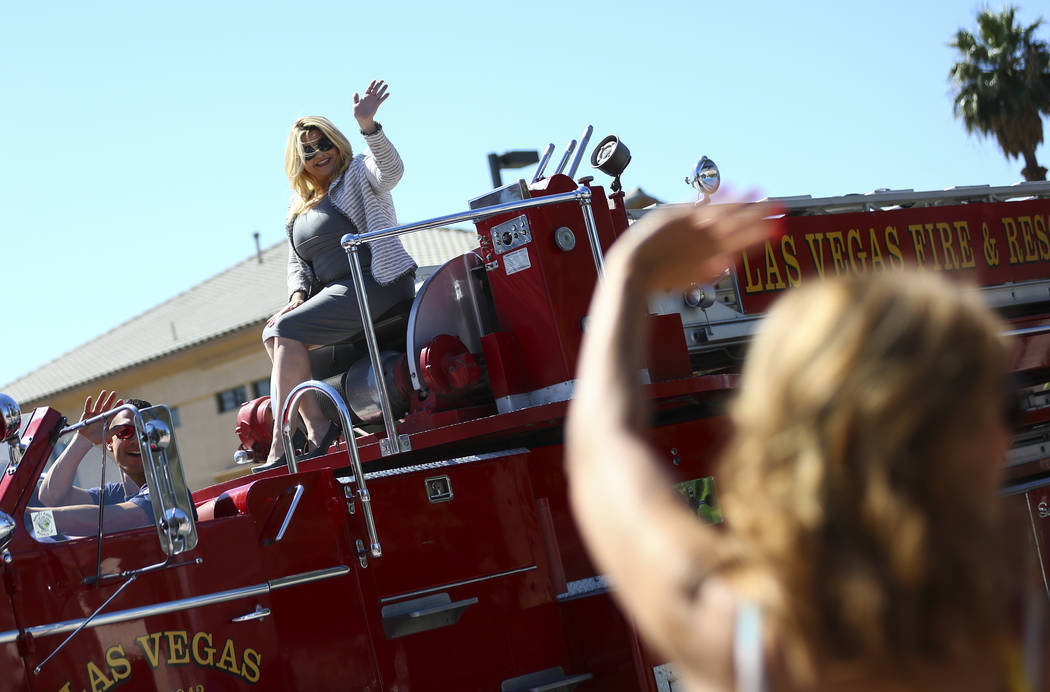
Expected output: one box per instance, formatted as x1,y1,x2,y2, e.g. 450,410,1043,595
262,196,414,345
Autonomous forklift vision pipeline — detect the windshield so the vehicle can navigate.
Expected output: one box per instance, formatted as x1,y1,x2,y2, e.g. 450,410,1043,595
24,413,154,542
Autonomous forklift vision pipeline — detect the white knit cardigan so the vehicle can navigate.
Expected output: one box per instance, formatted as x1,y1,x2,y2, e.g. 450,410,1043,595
283,124,416,299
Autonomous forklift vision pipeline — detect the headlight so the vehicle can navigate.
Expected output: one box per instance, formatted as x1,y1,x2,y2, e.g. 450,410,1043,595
591,135,631,177
683,283,716,309
590,135,632,192
686,156,720,198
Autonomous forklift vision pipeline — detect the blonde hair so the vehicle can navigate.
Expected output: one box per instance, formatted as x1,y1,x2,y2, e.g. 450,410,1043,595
285,116,353,217
718,271,1012,678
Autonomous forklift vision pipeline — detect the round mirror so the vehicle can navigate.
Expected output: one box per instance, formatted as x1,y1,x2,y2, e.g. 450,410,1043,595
0,394,21,444
687,156,720,197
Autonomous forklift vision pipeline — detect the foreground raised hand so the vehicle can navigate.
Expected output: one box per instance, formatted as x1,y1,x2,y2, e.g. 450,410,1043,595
353,79,390,132
78,389,123,446
605,202,776,294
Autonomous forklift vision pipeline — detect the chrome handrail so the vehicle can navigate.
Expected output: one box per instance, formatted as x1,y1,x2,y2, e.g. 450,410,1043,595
342,185,592,245
578,186,605,278
280,380,381,557
1002,324,1050,337
59,403,145,438
341,184,605,452
274,484,304,543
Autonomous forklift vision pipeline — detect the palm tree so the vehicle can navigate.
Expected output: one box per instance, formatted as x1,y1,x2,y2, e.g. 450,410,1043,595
949,7,1050,181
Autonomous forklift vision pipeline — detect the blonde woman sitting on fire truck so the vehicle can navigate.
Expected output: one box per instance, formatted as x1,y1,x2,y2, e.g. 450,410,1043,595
32,389,154,537
567,205,1025,691
260,79,416,469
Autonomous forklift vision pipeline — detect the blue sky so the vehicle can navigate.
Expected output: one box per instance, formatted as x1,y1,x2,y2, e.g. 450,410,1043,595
1,0,1046,389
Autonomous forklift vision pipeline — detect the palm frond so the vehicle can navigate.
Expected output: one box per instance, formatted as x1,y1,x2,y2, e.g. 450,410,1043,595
948,6,1050,172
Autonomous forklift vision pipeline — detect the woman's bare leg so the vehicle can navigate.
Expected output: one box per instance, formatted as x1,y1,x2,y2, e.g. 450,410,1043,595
263,336,285,460
264,336,328,461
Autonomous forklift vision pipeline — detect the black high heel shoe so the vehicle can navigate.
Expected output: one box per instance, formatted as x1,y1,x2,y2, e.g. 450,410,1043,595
251,455,287,474
301,421,343,461
251,429,309,474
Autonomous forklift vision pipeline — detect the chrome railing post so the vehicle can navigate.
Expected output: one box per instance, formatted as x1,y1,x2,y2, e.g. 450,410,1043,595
554,140,577,175
566,126,593,179
343,243,402,454
280,380,382,557
532,143,555,183
575,184,605,278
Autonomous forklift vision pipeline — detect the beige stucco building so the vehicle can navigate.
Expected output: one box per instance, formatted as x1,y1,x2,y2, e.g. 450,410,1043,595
2,230,478,490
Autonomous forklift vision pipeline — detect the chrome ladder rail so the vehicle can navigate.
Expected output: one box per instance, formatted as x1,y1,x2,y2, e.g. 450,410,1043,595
280,380,382,557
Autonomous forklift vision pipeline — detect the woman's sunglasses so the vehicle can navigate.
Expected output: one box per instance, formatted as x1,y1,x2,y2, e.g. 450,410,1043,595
110,424,136,441
303,136,335,161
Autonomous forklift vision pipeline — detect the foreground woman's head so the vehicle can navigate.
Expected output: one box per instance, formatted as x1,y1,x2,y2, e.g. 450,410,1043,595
285,116,353,201
721,271,1013,671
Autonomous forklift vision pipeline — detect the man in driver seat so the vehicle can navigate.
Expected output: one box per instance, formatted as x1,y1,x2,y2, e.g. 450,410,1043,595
34,390,155,536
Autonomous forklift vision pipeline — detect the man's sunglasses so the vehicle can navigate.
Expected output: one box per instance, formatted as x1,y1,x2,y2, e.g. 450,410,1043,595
303,136,335,161
110,424,136,441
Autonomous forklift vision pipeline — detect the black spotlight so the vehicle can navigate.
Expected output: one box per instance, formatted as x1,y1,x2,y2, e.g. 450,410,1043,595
590,135,631,192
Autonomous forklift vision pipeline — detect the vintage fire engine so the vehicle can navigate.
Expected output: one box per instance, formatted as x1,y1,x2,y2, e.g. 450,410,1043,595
3,126,1050,691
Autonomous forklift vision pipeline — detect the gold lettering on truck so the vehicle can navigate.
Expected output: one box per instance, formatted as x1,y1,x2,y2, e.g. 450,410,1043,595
58,630,263,689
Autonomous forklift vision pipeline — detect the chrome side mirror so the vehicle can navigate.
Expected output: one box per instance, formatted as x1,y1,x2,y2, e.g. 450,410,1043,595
686,156,720,202
0,394,21,444
138,406,198,556
1,394,25,471
0,511,15,558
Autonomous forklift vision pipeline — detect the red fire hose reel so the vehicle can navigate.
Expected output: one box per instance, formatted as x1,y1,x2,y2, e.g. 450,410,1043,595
419,334,482,398
237,336,483,451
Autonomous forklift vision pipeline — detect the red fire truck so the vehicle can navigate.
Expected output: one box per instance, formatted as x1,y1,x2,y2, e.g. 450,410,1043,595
2,129,1050,690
